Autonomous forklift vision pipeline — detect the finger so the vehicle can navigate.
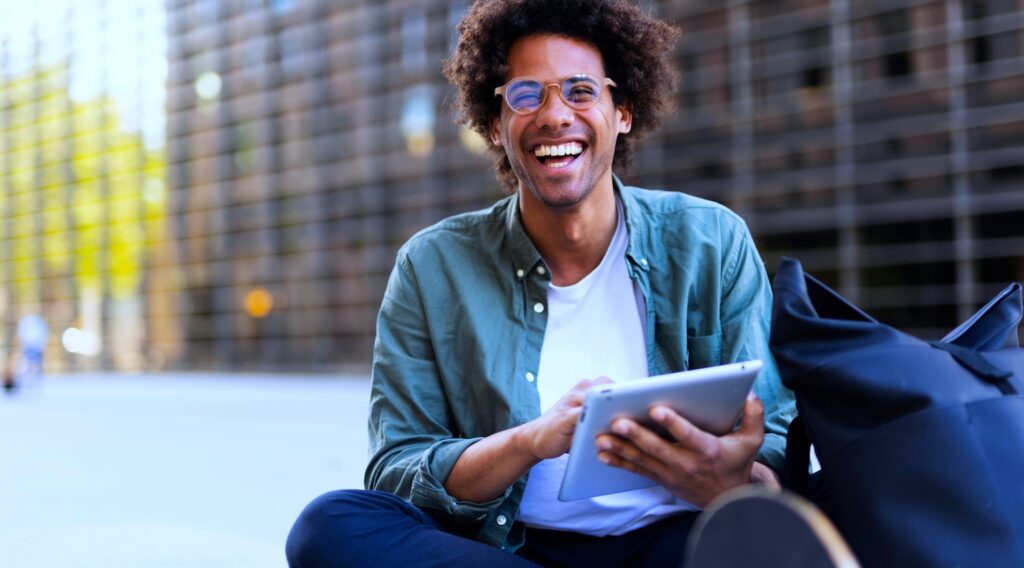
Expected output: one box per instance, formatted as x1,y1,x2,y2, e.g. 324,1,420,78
596,433,664,474
597,444,662,481
750,462,781,489
572,378,598,391
560,380,595,406
564,390,586,407
560,406,583,433
734,394,766,445
610,418,682,466
565,376,612,407
649,406,718,456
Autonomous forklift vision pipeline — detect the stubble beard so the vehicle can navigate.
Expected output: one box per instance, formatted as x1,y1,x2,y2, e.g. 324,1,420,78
509,134,616,211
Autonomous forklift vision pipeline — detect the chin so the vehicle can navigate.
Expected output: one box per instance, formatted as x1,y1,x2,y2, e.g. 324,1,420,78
527,181,593,210
515,165,596,210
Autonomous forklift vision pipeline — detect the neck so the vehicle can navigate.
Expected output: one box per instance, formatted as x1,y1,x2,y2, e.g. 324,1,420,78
519,176,618,286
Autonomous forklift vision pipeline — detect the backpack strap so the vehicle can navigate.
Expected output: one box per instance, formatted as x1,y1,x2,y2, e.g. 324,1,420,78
784,414,812,497
928,341,1016,395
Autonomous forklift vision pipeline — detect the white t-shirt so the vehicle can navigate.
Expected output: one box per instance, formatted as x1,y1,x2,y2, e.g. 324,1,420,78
516,202,698,536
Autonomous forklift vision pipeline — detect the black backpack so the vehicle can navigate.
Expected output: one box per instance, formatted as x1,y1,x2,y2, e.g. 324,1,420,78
770,257,1024,567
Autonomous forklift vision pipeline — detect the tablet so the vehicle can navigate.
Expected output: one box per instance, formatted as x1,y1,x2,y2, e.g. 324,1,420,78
558,360,763,501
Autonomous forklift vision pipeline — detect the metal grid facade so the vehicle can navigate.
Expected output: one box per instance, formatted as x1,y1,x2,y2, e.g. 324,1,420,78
164,0,1024,369
639,0,1024,340
2,0,1022,372
164,0,500,370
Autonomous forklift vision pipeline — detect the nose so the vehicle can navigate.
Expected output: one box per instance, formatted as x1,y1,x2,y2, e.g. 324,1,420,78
535,84,575,129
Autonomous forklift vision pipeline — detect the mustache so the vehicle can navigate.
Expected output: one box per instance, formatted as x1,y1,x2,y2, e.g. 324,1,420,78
522,128,593,148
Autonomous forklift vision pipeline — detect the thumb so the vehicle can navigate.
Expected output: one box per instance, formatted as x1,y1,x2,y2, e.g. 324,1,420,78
736,394,766,442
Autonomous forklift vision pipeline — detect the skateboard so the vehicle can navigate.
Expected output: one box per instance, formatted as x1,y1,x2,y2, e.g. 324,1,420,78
686,486,859,568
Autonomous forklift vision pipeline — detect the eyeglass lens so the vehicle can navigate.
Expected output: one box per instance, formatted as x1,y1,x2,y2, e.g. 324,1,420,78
504,75,603,113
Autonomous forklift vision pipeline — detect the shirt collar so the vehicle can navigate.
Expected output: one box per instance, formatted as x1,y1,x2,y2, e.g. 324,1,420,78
502,175,652,281
503,192,545,281
615,175,652,273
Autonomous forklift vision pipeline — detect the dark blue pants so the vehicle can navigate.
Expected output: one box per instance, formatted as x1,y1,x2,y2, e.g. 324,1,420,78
286,489,698,567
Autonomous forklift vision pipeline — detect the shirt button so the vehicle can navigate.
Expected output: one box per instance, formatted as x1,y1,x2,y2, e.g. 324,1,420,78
533,302,545,314
537,266,547,276
496,514,508,526
515,268,524,278
640,258,649,267
525,372,535,383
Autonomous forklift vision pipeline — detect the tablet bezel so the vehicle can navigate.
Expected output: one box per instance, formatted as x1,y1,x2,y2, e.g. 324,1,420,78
558,360,763,502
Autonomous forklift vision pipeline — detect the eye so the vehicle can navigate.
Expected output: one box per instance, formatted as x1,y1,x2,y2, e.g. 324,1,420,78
566,85,598,102
510,91,542,109
506,81,542,110
563,79,600,103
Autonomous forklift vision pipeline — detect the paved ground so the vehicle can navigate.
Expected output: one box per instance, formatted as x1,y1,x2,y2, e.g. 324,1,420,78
0,372,371,567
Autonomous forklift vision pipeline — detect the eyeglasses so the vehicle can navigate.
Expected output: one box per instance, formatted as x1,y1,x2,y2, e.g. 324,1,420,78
494,74,617,115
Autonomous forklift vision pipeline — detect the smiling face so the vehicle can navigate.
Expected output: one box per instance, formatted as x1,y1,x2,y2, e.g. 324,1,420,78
490,34,632,210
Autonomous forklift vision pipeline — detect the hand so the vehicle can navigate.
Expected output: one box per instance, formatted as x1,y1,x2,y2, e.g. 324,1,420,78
595,394,766,508
519,377,613,461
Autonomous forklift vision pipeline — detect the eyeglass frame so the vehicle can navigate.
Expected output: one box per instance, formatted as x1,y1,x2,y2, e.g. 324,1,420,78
493,75,618,115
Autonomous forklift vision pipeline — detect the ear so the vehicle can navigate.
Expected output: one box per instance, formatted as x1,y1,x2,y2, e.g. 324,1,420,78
616,104,632,135
490,117,503,147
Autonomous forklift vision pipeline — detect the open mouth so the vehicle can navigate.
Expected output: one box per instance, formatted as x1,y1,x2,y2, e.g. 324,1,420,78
533,141,585,170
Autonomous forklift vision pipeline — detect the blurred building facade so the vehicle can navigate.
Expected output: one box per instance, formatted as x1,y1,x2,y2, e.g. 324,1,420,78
1,0,1022,372
163,0,499,370
645,0,1024,341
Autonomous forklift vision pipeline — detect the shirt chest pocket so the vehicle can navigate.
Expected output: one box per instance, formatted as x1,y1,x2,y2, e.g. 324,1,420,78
686,332,723,369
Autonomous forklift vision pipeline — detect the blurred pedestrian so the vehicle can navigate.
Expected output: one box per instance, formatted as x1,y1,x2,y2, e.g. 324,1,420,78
17,313,48,386
2,363,15,393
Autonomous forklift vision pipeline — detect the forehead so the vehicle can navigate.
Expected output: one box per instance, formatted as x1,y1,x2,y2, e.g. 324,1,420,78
505,34,607,80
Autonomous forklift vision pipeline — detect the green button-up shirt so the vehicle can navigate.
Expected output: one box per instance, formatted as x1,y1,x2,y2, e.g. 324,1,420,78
365,178,795,550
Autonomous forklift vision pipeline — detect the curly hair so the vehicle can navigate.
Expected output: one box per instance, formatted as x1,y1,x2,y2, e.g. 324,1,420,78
443,0,680,192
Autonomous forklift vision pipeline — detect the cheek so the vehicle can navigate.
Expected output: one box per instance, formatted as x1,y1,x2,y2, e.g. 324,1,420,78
592,106,620,134
501,120,528,152
492,111,518,147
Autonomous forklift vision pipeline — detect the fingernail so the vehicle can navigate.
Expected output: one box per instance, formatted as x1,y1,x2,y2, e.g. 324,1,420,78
598,454,610,464
652,406,667,421
596,438,612,450
613,420,629,435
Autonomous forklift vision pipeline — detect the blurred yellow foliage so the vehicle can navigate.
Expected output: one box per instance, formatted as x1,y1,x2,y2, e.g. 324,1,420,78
1,63,166,303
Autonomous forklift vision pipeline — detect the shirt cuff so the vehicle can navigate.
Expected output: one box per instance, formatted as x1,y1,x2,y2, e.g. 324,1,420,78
410,437,511,523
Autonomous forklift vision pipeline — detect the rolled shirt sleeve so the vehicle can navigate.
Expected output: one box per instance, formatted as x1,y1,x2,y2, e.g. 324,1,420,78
365,252,508,523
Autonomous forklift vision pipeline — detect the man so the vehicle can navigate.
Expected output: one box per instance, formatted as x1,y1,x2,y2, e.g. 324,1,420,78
287,1,794,565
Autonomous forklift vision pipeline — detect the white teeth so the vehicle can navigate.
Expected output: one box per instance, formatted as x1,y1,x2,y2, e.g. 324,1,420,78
534,142,583,158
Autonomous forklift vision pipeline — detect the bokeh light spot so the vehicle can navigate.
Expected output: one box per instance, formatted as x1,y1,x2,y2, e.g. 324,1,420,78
195,71,222,101
243,288,274,318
